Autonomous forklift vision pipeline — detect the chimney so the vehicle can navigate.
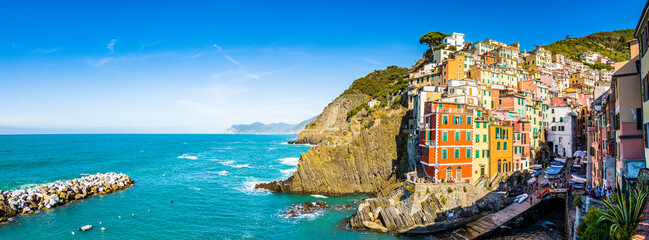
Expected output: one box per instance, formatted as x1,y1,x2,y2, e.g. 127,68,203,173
629,39,639,59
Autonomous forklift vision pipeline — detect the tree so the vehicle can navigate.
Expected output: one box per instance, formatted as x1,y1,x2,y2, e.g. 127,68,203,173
419,31,450,48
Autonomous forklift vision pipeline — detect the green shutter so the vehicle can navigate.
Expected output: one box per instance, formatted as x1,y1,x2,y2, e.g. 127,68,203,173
467,149,471,158
497,142,501,150
443,116,449,124
483,134,487,142
467,116,472,125
442,149,447,159
454,149,460,158
442,132,448,141
475,150,479,158
504,142,507,150
467,132,471,141
455,131,460,141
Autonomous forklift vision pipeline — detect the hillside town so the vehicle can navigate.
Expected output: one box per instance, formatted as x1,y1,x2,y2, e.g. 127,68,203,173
385,3,649,237
405,32,621,186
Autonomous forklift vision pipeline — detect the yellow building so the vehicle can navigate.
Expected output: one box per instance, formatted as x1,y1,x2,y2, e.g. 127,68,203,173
470,64,519,88
489,122,513,176
525,46,552,68
473,119,490,183
569,72,595,87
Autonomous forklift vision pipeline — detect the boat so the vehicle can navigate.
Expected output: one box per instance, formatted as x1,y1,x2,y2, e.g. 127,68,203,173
530,165,543,170
78,225,93,232
515,193,529,203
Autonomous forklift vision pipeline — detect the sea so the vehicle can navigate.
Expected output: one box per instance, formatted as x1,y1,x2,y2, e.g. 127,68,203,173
0,134,561,239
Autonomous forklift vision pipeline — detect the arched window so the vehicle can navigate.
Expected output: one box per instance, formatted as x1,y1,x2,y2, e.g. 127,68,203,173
498,160,502,173
446,167,452,181
456,167,462,180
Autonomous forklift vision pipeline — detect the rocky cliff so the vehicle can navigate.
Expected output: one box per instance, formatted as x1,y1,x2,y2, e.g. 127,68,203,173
256,66,411,196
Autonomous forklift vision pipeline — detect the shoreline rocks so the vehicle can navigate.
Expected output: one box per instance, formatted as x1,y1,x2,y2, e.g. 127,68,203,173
0,172,133,223
284,200,354,217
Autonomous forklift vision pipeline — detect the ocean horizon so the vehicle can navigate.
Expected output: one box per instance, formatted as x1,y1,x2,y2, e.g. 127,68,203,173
0,134,398,239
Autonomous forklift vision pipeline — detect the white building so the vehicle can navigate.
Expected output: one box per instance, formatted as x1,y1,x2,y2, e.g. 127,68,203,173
431,49,454,63
546,106,577,157
441,32,465,50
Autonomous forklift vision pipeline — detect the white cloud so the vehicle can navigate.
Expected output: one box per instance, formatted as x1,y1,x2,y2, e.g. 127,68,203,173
213,44,223,52
224,54,240,65
86,57,114,67
107,38,119,53
32,48,59,54
361,57,383,65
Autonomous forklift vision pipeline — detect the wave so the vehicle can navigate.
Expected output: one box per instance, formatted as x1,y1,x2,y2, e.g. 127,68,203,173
278,157,299,166
217,170,229,176
283,210,323,221
237,179,271,196
190,186,201,191
268,147,276,150
280,169,296,178
220,160,251,168
310,194,328,199
177,154,198,160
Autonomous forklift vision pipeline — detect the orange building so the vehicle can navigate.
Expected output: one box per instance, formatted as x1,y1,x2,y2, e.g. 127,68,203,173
489,121,513,176
419,101,474,182
442,55,468,85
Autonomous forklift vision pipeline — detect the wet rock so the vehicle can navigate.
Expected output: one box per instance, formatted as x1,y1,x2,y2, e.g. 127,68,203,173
315,200,326,208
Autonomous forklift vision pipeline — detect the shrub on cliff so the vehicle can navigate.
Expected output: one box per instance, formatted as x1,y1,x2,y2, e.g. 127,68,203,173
447,187,453,193
342,66,408,100
405,185,415,194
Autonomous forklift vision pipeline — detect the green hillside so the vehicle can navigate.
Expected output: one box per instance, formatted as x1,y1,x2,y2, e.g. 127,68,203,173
543,29,635,62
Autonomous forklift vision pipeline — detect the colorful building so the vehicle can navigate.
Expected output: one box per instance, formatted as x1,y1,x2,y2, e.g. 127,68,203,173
419,102,474,182
489,121,513,176
473,119,490,183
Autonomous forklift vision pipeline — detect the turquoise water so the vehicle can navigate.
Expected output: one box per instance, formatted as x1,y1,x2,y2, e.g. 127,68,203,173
0,134,401,239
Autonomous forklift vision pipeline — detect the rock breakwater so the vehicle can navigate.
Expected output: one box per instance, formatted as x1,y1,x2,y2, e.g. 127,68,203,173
0,172,133,223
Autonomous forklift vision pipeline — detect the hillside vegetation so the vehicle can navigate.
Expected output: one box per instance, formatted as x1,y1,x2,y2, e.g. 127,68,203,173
543,29,634,62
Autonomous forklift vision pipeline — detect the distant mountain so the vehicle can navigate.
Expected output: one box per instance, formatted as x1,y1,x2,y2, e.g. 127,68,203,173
224,116,317,134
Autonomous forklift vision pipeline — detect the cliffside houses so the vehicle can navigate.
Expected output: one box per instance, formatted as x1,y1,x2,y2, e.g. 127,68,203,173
406,32,625,184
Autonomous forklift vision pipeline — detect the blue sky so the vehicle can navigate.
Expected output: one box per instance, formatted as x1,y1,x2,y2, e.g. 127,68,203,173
0,0,643,133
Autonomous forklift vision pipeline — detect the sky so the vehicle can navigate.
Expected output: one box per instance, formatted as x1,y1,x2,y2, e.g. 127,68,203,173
0,0,644,133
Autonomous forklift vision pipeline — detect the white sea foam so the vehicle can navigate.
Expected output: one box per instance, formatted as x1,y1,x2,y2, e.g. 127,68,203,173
280,169,296,178
268,147,276,150
232,164,251,168
279,157,299,166
217,170,229,176
190,186,201,191
177,154,198,160
284,210,323,220
310,194,328,199
237,179,271,196
220,160,251,168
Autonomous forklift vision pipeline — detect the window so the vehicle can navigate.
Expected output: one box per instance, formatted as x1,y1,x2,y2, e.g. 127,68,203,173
551,109,555,114
442,131,448,141
497,142,501,150
442,149,448,159
466,148,472,158
551,126,556,131
552,117,555,122
559,117,563,122
504,142,507,150
454,148,460,158
499,99,502,105
455,131,460,141
443,116,449,124
475,150,480,158
486,150,490,157
483,134,487,142
467,116,472,125
466,132,472,141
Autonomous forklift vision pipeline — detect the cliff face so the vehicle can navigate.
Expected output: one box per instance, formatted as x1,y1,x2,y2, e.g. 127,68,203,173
256,66,411,196
293,94,370,145
257,109,407,196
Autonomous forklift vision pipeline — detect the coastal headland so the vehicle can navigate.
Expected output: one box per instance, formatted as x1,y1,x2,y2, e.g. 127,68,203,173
0,172,133,223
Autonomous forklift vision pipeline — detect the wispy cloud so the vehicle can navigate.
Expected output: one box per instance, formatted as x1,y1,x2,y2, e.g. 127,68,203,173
32,48,60,54
139,39,166,50
224,55,240,65
361,57,383,65
213,44,223,52
86,57,114,67
0,9,85,36
107,38,119,53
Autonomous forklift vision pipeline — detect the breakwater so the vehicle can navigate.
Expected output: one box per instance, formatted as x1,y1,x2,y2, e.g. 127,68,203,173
0,172,133,223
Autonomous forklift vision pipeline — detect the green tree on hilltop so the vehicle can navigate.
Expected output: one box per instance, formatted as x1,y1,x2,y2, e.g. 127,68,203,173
420,31,449,48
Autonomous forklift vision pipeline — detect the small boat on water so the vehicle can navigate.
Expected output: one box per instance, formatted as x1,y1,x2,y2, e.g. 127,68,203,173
78,225,93,232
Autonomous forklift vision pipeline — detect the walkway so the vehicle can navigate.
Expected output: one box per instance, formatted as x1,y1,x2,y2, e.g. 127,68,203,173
451,197,540,239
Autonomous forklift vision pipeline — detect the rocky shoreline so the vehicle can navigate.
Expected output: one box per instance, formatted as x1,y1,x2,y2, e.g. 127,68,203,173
0,172,133,223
